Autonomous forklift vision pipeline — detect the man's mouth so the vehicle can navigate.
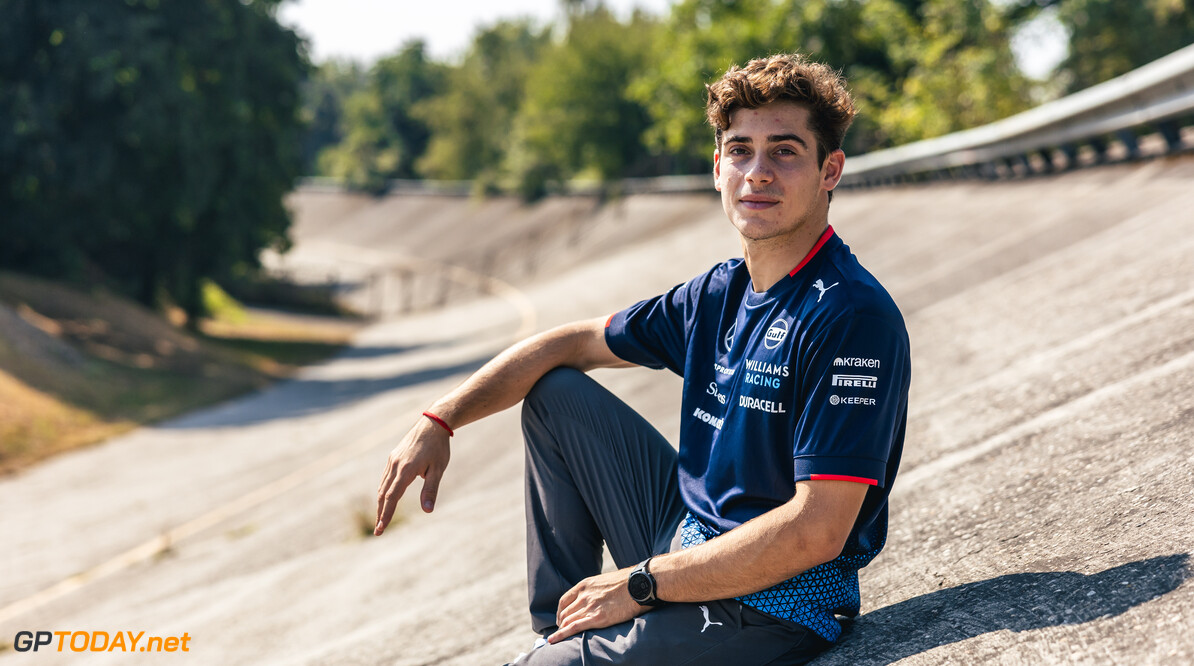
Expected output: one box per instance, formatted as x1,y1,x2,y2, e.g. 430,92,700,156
739,195,779,210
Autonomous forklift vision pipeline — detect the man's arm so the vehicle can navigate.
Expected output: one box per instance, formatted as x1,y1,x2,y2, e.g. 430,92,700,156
549,479,867,643
374,316,629,535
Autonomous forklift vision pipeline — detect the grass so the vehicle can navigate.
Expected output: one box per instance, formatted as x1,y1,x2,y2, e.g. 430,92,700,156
0,272,364,475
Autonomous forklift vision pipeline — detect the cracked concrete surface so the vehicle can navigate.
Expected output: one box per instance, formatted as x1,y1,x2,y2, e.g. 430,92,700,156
1,158,1192,664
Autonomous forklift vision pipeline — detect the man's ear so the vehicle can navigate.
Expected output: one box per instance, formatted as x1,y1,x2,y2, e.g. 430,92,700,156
713,149,722,192
821,149,845,192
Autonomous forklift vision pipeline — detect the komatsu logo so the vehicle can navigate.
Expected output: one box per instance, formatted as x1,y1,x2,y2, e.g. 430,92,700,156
693,407,724,430
831,374,877,389
834,357,881,368
763,318,789,350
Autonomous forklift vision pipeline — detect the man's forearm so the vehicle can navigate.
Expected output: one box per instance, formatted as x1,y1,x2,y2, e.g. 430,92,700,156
426,317,626,431
651,480,866,602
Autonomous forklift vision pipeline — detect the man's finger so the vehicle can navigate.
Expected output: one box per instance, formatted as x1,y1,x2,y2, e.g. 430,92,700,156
556,584,582,621
375,462,397,523
548,614,593,644
420,465,444,513
374,466,417,535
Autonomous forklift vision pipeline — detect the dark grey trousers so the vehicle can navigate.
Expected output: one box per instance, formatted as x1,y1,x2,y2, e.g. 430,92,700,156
511,368,828,665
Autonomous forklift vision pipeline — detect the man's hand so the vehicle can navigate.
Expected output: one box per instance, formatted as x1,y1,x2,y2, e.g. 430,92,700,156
548,567,650,644
374,417,450,535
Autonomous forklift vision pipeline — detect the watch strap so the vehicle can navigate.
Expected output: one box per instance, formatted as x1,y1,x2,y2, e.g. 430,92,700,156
629,556,662,606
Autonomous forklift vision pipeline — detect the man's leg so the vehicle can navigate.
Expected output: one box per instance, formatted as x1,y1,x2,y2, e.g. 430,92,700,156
513,598,829,665
521,368,686,635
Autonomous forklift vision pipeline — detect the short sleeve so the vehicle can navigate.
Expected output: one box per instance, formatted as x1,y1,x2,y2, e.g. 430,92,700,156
792,312,910,488
604,274,708,376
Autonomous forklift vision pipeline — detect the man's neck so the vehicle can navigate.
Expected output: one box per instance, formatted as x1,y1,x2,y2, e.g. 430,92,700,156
741,220,830,293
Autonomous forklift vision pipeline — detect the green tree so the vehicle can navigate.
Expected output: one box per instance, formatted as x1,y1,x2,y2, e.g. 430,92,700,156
877,0,1032,145
634,0,1031,164
506,7,660,196
300,60,367,176
415,21,550,184
0,0,307,324
318,41,443,190
1052,0,1194,92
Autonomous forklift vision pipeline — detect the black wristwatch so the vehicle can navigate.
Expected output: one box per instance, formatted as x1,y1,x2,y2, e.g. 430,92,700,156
627,556,662,606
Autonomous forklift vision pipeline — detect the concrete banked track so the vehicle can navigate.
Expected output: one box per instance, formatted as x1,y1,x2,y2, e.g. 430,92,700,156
2,158,1192,664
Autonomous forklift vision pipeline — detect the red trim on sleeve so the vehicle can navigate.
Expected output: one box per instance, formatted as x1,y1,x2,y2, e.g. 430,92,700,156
788,226,836,277
810,473,878,486
605,313,615,328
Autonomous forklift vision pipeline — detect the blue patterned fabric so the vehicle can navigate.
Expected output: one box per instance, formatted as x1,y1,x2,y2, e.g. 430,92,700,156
680,512,886,642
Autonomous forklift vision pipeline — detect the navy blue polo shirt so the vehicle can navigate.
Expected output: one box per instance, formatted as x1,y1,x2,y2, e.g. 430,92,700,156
604,226,911,642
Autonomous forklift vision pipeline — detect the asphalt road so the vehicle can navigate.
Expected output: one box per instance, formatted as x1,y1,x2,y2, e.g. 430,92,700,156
1,157,1192,664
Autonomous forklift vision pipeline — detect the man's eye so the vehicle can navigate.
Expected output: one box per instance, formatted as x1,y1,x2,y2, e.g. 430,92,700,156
775,147,796,155
728,146,749,155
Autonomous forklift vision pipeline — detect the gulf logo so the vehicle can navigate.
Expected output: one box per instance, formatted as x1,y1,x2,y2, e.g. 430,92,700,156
764,318,789,349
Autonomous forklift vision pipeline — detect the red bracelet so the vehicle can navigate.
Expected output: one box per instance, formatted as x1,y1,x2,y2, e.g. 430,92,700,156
422,411,454,437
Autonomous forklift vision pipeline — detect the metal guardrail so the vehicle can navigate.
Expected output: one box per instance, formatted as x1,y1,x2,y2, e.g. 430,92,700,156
839,43,1194,186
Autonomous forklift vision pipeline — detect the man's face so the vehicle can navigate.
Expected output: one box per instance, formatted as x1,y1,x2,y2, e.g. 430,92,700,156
713,101,843,245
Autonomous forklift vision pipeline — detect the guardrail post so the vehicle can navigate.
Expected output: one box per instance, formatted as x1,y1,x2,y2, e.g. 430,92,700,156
370,271,383,317
1060,144,1080,170
1089,137,1108,164
1116,129,1141,160
1016,154,1034,176
1037,149,1056,174
399,268,414,314
1157,120,1184,153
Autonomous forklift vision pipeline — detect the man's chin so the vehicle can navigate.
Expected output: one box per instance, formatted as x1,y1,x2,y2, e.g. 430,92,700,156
732,219,785,242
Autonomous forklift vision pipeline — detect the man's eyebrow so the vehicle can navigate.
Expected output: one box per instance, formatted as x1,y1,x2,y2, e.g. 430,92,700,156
769,133,809,148
723,133,809,148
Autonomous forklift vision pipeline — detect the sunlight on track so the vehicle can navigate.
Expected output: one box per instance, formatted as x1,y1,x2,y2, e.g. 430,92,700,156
0,422,405,625
0,242,539,628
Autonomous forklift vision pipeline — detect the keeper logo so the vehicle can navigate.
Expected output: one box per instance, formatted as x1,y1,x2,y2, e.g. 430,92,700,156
830,395,876,406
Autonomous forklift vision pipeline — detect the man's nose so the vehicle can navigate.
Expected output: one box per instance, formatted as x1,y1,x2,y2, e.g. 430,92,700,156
745,155,774,184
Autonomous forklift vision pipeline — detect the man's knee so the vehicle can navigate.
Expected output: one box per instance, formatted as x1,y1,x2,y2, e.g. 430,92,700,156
523,367,591,416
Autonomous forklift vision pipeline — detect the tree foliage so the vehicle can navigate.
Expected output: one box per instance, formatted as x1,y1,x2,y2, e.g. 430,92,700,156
316,41,442,191
307,0,1190,196
299,60,367,176
415,21,551,185
0,0,307,323
508,7,658,194
633,0,1031,164
1051,0,1194,92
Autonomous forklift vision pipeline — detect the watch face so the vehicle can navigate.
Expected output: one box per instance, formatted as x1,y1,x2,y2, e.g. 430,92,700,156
628,572,651,601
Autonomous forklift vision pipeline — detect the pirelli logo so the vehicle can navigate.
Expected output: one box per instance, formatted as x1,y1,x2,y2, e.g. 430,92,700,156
831,374,877,389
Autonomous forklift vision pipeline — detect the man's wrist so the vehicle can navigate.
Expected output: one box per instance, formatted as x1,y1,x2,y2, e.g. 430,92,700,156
421,410,454,437
627,556,663,606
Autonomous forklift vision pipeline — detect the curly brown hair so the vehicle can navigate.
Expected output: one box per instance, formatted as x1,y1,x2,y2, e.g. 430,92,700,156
706,53,857,167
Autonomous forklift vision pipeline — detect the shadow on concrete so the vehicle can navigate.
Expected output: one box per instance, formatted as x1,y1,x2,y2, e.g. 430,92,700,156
157,353,492,430
815,553,1190,665
332,344,433,360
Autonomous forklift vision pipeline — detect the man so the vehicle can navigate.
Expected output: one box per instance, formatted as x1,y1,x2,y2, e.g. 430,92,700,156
374,53,910,665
